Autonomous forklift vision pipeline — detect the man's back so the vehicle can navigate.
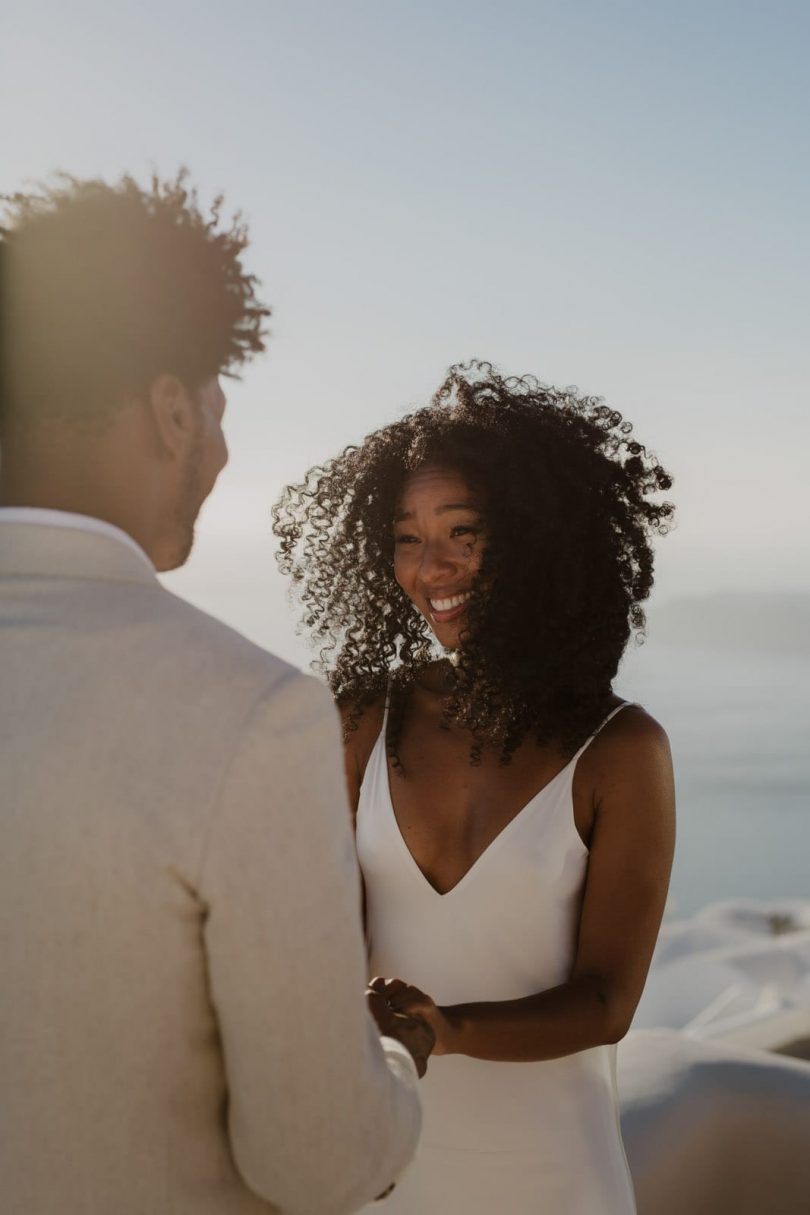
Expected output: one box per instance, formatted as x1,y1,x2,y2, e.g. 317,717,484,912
0,522,421,1215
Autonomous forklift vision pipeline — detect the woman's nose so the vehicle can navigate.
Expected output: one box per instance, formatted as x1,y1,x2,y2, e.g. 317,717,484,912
418,539,460,580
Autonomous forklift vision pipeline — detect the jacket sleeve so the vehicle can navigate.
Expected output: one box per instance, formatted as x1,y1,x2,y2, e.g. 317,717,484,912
197,670,421,1215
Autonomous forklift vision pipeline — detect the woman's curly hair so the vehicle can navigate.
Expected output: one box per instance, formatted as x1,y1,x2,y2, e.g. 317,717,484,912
0,169,270,430
273,361,674,765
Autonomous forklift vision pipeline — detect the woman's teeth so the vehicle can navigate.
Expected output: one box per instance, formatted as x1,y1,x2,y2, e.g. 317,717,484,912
429,592,471,612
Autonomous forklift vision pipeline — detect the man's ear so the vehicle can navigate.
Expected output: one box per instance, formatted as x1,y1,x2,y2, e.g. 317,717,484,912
148,373,196,459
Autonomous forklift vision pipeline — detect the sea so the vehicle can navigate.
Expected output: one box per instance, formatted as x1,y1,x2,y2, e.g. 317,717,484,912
617,640,809,918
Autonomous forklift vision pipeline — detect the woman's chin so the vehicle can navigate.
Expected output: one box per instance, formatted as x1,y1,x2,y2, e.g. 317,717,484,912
421,605,469,652
430,622,463,651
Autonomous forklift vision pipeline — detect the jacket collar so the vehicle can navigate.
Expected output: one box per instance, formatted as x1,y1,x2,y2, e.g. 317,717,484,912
0,521,160,587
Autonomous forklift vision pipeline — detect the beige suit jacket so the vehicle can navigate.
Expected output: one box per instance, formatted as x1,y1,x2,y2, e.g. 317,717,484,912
0,523,421,1215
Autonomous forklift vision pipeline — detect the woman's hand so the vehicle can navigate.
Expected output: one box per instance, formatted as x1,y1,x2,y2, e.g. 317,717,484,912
369,976,457,1056
365,983,436,1077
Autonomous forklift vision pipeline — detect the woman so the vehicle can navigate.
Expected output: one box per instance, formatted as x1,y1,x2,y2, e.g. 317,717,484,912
273,362,676,1213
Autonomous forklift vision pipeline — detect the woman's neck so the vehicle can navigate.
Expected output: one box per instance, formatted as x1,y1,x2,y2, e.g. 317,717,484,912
414,658,457,697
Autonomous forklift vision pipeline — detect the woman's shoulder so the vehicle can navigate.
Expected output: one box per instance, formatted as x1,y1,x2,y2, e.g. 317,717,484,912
605,696,668,738
582,698,672,782
339,691,386,735
612,699,669,743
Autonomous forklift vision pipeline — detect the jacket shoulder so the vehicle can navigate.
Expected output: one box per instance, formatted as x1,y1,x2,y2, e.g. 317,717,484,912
124,584,319,721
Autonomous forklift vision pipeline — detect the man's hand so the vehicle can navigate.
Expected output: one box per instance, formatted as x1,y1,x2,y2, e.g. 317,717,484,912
366,981,436,1077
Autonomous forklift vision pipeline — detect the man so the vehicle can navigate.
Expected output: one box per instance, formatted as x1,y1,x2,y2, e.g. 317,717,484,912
0,172,431,1214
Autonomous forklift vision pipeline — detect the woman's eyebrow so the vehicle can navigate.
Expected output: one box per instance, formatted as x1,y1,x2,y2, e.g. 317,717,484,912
394,502,479,521
435,502,479,515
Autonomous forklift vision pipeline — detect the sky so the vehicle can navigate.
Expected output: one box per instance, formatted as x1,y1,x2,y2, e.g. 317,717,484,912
4,0,809,666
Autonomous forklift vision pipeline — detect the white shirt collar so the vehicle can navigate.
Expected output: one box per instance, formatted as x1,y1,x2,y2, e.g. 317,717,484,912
0,508,154,571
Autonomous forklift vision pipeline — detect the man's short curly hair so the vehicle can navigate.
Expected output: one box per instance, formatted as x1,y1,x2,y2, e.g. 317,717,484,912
274,361,674,764
0,170,270,430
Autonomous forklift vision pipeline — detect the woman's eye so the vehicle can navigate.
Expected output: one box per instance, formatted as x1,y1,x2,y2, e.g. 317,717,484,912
394,533,420,545
451,525,476,539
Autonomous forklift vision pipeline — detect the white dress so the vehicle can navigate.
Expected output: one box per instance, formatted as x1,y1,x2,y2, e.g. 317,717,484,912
356,704,637,1214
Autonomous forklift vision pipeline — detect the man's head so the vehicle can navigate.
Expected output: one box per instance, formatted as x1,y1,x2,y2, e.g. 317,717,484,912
0,171,270,570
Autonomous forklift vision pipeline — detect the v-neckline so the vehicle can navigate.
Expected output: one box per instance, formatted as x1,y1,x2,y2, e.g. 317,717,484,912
381,739,579,899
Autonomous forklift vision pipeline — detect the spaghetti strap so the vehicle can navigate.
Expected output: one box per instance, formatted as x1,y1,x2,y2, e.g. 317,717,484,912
380,679,393,752
571,700,634,764
598,699,633,731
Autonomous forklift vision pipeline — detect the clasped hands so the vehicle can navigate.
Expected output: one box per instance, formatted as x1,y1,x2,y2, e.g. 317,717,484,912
366,976,456,1077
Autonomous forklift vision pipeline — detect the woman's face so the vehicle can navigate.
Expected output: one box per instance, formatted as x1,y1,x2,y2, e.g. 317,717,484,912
393,466,486,649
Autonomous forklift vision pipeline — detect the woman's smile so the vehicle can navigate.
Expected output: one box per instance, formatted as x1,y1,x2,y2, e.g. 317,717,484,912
426,590,473,623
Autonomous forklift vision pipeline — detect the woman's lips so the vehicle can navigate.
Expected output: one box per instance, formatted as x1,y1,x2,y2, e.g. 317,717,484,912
427,590,471,624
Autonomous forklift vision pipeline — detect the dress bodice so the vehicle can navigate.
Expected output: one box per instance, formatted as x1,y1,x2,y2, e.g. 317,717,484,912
358,719,593,1005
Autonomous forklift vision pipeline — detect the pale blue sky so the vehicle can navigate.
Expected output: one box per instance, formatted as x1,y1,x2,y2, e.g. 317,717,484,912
4,0,809,663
